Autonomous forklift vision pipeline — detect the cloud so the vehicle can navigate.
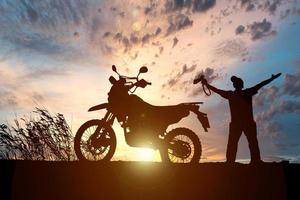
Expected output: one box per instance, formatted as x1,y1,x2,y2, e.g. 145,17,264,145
257,100,300,123
102,27,162,53
236,19,277,40
275,143,300,151
144,0,158,15
159,46,164,54
264,155,300,163
189,67,219,97
21,67,68,81
166,14,193,35
155,27,162,36
18,0,88,26
253,69,300,144
172,37,179,48
142,34,151,44
183,64,197,74
103,32,111,38
245,4,255,12
264,0,282,15
0,0,98,63
0,65,68,111
4,33,65,56
130,33,140,44
193,0,216,12
237,0,283,14
103,27,164,53
97,0,211,54
279,9,292,20
292,8,300,16
0,90,18,110
113,32,123,41
122,36,131,52
164,0,216,13
130,51,139,60
254,78,300,139
235,25,245,34
0,0,293,66
215,39,248,59
0,89,46,111
254,69,300,107
162,64,197,89
249,19,276,40
254,99,300,145
253,86,279,107
282,69,300,97
237,0,257,12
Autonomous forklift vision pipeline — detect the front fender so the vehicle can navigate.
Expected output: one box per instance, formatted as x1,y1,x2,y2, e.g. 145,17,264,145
88,103,108,112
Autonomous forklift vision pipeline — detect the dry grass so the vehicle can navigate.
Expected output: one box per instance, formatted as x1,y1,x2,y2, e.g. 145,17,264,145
0,108,75,161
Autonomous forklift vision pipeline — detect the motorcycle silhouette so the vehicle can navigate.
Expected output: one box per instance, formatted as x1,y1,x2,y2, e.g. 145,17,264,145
74,65,210,163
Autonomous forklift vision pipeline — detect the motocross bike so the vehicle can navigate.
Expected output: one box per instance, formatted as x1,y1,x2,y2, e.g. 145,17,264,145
74,65,210,163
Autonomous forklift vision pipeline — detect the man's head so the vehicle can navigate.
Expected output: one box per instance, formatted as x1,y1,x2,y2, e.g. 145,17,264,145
231,76,244,90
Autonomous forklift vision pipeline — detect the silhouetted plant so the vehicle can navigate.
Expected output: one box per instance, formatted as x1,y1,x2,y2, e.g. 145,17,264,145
0,108,75,161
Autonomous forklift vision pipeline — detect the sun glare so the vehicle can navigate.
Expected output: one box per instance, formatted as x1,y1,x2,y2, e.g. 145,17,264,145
137,148,155,161
132,21,141,32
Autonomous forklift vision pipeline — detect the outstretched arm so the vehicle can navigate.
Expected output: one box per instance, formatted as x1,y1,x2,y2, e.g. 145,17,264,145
202,79,230,99
252,73,281,91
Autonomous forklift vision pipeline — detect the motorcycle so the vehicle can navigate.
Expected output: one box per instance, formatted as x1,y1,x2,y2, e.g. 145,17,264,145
74,65,210,163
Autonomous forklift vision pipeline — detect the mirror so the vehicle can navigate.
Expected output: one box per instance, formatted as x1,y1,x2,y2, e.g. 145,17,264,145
112,65,117,72
139,66,148,73
109,76,117,84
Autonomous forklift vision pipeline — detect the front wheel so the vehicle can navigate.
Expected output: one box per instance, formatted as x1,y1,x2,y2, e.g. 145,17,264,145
160,128,202,163
74,120,116,162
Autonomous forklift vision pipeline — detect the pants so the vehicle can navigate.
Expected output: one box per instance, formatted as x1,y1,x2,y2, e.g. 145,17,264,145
226,121,261,163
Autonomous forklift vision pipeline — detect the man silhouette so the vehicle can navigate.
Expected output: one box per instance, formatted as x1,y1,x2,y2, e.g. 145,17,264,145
201,73,281,164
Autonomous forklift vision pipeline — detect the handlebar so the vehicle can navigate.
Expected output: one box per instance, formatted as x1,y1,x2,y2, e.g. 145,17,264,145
137,79,151,88
127,79,151,93
125,79,151,86
122,76,138,80
122,76,151,85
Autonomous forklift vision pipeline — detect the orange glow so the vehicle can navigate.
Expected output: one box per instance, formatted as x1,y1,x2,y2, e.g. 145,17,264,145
137,148,155,161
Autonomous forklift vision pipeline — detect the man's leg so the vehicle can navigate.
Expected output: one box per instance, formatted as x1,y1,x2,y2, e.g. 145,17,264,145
244,121,261,163
226,123,242,163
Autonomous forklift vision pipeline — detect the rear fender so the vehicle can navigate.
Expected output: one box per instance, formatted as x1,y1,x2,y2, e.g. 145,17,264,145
197,112,210,132
188,105,210,132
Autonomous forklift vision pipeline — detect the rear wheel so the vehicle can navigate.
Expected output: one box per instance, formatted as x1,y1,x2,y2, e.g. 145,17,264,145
160,127,201,163
74,120,116,162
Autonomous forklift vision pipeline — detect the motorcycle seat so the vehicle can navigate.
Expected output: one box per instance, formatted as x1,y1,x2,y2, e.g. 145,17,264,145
127,95,190,126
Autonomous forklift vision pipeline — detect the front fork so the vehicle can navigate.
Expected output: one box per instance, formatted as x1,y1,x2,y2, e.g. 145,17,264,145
91,111,115,148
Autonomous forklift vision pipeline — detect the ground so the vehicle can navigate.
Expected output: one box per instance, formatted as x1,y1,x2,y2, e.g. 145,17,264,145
1,160,299,200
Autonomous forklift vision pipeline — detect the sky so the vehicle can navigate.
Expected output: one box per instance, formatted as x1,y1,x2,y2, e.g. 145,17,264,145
0,0,300,162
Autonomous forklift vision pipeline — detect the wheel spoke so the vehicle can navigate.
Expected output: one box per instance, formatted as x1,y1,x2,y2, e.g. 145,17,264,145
78,123,114,161
167,134,196,163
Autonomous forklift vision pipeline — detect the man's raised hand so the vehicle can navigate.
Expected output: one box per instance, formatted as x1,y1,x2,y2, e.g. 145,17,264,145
201,77,208,85
271,73,282,80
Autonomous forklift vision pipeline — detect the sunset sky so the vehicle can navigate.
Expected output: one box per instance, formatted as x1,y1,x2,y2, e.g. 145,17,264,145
0,0,299,162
